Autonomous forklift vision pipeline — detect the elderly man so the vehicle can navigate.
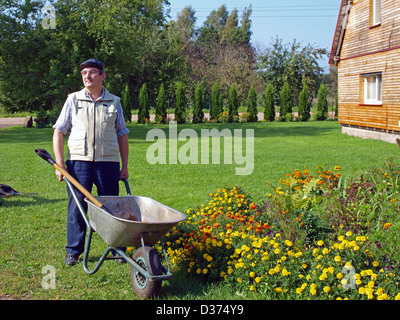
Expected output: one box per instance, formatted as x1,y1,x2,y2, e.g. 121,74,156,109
53,58,129,266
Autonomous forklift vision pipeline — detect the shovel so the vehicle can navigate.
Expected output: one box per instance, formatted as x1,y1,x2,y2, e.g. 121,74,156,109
35,148,114,215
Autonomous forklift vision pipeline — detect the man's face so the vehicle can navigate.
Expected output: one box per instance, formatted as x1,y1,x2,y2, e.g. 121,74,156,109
81,67,105,89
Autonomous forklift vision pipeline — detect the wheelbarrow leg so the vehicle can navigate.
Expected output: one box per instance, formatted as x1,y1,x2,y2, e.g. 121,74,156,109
82,227,114,275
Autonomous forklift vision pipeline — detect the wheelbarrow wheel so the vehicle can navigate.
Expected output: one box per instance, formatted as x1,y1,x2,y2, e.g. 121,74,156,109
130,246,162,299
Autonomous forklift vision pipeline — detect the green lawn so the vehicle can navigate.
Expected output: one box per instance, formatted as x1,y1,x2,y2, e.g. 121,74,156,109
1,120,399,300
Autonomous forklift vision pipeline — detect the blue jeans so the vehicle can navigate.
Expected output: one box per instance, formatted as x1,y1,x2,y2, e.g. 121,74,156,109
65,160,122,256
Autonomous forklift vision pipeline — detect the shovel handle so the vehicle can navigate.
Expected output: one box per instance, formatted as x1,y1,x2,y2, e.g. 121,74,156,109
35,148,105,209
35,148,56,165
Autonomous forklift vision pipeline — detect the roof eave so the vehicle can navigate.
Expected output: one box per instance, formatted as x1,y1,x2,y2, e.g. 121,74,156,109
329,0,353,66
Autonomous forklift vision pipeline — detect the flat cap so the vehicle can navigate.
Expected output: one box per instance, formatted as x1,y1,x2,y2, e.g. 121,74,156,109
80,58,105,70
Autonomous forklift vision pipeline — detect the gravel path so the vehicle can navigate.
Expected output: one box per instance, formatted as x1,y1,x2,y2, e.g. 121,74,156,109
0,117,26,129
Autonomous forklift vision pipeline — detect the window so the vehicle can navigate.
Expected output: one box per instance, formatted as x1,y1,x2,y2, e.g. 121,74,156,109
371,0,381,26
363,73,382,105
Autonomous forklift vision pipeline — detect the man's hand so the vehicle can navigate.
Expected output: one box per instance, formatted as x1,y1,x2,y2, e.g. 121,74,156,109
55,163,67,182
120,167,129,180
53,129,66,182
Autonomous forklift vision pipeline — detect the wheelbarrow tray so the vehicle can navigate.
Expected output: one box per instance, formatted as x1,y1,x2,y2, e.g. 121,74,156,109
85,195,186,247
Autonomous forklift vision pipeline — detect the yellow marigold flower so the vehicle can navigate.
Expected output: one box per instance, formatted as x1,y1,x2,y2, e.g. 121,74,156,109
317,240,324,246
346,231,353,237
337,272,343,280
249,271,255,278
255,277,261,283
334,256,342,262
284,240,293,246
268,268,275,275
384,223,392,229
274,287,282,293
202,268,208,275
249,285,255,291
323,286,331,293
196,268,201,274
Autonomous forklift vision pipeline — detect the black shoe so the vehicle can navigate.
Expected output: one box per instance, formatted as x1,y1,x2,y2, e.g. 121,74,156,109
64,254,79,266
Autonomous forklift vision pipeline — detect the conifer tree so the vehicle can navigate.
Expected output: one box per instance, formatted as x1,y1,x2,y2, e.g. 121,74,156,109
264,83,275,122
155,83,167,124
175,81,186,124
316,83,328,121
280,82,293,121
229,83,239,122
121,83,131,123
193,82,204,123
138,83,149,124
211,82,222,121
247,84,258,122
298,84,311,121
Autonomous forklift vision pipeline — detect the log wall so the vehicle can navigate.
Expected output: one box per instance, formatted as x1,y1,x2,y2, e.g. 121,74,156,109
337,0,400,133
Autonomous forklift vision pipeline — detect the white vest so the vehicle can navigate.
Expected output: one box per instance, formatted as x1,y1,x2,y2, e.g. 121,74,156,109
67,88,120,162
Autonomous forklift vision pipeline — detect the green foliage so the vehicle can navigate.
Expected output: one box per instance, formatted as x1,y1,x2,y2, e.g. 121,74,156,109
138,83,149,124
298,84,311,122
228,83,239,123
175,81,186,124
258,37,327,106
155,83,167,124
246,84,258,122
210,82,222,121
316,84,328,121
34,107,49,128
121,83,131,123
0,1,333,122
0,0,167,113
193,83,204,123
264,83,275,122
279,82,292,121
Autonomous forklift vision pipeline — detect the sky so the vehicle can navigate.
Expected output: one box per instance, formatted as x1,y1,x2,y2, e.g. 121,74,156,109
165,0,341,70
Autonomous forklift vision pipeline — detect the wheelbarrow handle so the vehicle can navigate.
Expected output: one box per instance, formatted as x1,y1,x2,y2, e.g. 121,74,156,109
122,178,131,195
35,148,108,211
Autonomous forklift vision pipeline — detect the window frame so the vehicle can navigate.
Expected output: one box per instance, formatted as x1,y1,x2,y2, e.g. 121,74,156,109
362,73,382,105
372,0,381,26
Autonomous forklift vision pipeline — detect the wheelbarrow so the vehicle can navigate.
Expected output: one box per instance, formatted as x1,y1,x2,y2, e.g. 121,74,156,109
35,149,186,298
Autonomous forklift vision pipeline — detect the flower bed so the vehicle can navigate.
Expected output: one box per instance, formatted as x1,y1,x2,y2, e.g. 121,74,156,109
159,162,400,299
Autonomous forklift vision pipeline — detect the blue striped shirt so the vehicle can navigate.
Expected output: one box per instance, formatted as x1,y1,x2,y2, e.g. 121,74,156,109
53,88,129,138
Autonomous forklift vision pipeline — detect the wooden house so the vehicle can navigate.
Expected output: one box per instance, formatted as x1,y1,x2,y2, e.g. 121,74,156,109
329,0,400,143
